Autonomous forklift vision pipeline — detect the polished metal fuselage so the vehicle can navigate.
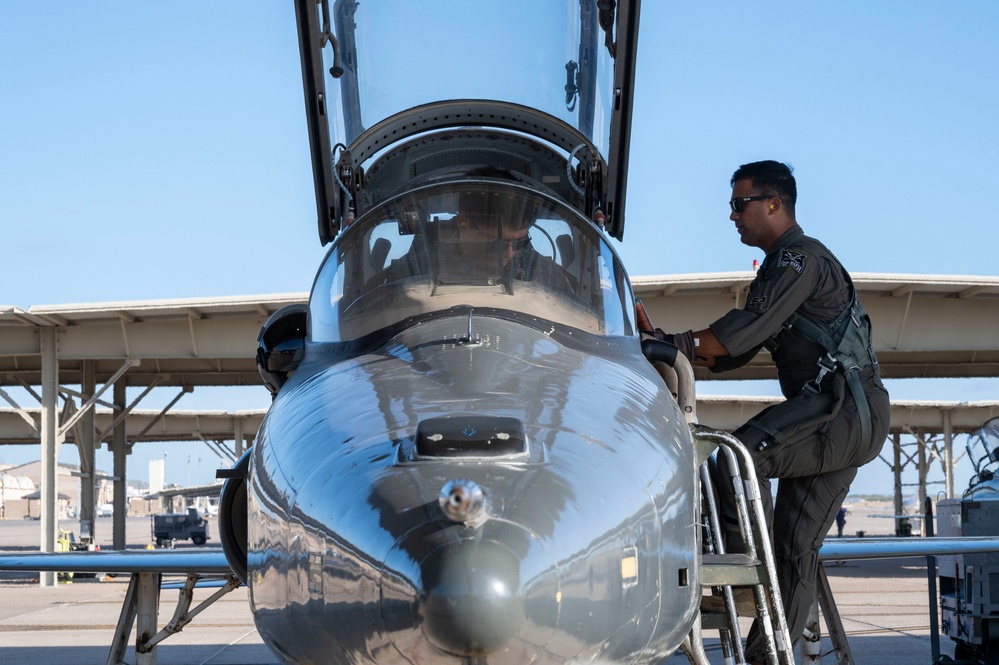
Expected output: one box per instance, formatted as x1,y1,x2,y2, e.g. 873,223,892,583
247,313,699,664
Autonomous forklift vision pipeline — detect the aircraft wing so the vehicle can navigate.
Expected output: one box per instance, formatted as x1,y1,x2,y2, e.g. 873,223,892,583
0,549,239,661
0,549,232,575
818,536,999,561
8,538,996,570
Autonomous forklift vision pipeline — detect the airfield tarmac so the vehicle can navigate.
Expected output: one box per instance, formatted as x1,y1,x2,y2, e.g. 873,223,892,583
0,503,961,664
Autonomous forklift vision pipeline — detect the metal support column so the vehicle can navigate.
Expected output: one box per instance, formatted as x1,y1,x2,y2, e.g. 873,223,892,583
943,411,954,499
80,360,97,543
918,434,928,519
815,565,854,665
112,380,128,550
924,498,941,662
893,433,904,536
234,416,245,458
106,572,162,665
135,572,161,665
39,327,58,587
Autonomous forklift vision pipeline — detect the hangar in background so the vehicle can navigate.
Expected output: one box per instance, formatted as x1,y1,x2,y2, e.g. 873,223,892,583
2,272,998,576
633,272,999,380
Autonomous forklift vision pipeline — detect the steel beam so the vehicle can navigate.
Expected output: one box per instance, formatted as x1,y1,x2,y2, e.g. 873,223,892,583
234,416,245,457
918,434,928,515
79,360,96,541
0,407,267,444
135,572,161,665
39,327,57,587
0,386,39,434
112,380,127,550
97,378,162,442
57,359,139,437
943,410,954,498
893,434,904,535
127,386,193,449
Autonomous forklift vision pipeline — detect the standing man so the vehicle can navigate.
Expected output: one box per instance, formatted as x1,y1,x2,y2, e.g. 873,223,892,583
836,506,848,537
658,160,890,661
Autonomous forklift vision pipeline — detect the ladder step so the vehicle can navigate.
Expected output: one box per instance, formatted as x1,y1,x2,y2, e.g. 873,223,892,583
700,553,764,586
699,612,734,630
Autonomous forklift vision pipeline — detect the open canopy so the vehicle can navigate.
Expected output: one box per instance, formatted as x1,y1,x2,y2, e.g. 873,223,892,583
295,0,641,243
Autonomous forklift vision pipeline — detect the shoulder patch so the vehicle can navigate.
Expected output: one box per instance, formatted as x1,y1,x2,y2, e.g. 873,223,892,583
778,249,806,274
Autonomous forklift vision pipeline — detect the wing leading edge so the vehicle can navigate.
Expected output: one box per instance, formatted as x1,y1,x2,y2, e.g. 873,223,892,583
818,536,999,561
0,549,232,575
0,549,238,664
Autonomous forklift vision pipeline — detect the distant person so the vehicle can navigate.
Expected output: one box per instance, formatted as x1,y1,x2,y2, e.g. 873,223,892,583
836,506,847,537
650,160,890,662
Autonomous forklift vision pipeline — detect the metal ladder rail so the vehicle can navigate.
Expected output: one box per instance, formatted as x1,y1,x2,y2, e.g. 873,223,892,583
682,445,756,665
682,452,748,665
689,448,771,665
690,427,795,665
700,458,746,664
718,441,784,663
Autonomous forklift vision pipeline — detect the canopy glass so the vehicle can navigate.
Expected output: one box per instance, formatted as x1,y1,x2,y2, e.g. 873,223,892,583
310,180,636,342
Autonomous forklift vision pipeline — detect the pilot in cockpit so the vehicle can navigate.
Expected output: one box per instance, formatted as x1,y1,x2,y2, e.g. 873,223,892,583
379,178,570,294
437,186,570,293
332,174,605,337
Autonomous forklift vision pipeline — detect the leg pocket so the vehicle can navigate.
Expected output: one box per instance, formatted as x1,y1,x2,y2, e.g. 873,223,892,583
735,393,838,478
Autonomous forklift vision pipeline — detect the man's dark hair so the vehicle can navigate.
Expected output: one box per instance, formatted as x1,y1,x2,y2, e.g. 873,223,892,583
731,160,796,216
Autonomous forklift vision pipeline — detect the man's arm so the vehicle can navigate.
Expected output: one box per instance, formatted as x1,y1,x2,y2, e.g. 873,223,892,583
709,247,821,359
689,328,728,368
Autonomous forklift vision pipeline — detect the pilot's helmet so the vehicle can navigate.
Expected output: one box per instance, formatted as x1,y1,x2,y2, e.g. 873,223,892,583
256,304,307,397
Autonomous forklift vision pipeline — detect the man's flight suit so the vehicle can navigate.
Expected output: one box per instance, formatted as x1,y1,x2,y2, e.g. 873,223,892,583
707,225,890,659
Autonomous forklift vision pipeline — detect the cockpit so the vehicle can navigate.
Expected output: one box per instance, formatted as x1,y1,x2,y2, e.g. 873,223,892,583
310,179,636,343
297,0,642,343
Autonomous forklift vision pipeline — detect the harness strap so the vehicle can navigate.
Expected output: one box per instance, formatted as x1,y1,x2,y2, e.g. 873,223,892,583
786,312,839,354
786,301,873,450
844,367,873,451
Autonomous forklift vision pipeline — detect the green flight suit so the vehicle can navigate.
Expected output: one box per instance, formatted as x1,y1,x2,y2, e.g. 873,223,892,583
708,225,890,659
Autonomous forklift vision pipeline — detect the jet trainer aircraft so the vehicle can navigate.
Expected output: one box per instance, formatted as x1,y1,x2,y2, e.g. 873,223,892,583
1,1,705,663
241,1,708,662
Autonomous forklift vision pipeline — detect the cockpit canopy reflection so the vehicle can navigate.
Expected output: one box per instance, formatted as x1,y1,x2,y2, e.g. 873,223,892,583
310,179,636,343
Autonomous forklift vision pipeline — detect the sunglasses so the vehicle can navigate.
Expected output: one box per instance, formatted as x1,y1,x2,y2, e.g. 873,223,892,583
490,235,531,252
729,195,774,213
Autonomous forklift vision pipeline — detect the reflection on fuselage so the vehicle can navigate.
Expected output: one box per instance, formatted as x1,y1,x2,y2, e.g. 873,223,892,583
247,314,698,664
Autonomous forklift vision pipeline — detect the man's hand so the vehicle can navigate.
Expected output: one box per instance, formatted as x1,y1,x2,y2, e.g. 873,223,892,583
662,329,725,367
664,330,697,361
635,299,726,368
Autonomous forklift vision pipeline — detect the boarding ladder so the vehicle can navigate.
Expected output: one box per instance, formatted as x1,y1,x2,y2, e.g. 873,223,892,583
652,349,793,665
681,427,795,665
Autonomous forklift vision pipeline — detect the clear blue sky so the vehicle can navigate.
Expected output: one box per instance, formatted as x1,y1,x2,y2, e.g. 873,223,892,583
2,2,997,494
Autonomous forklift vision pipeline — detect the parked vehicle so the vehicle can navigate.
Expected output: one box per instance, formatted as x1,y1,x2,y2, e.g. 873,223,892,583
150,507,211,547
938,417,999,665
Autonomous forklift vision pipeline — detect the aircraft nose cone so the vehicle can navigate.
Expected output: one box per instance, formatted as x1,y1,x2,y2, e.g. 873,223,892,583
422,540,524,656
